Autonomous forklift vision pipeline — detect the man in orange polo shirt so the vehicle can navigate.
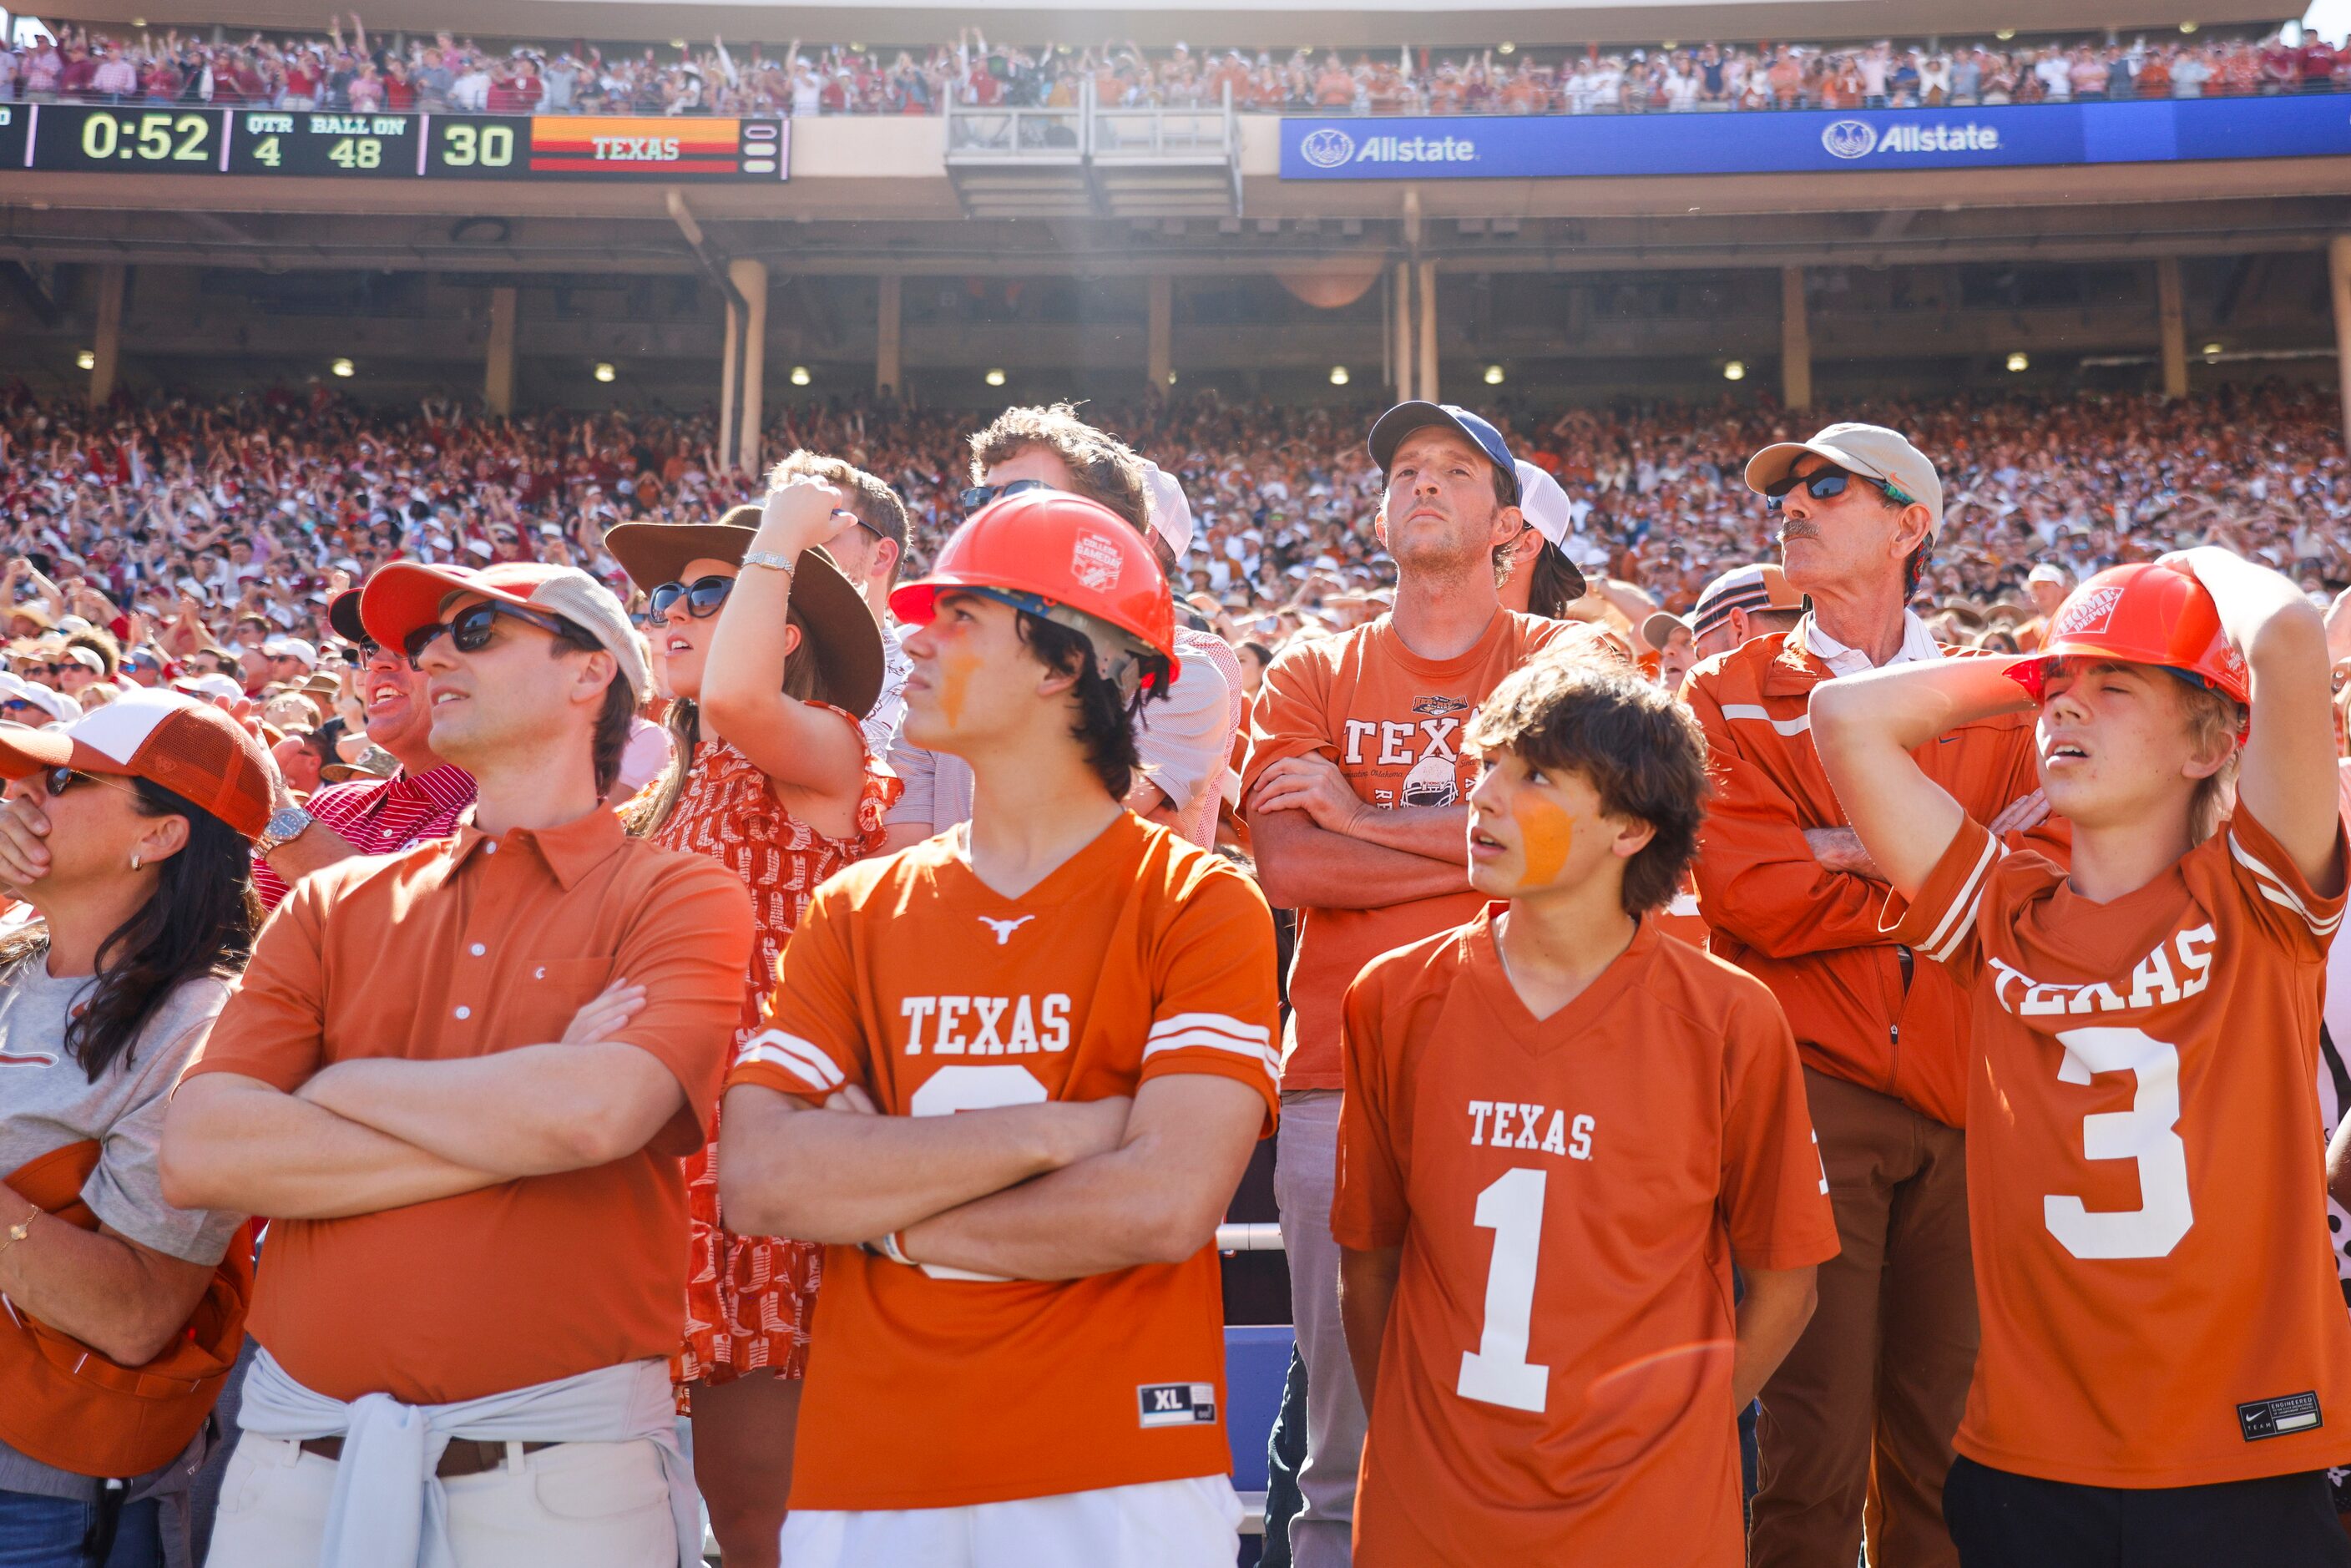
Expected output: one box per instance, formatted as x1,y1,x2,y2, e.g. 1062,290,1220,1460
161,562,752,1568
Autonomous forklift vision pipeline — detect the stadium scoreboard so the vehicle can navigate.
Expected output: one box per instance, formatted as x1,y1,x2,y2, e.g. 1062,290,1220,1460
0,104,786,180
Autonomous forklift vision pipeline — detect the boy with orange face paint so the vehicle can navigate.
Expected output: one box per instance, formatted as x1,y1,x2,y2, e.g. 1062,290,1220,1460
1332,655,1839,1565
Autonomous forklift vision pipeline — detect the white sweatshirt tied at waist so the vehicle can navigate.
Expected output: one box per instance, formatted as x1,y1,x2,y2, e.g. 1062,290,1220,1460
235,1348,697,1568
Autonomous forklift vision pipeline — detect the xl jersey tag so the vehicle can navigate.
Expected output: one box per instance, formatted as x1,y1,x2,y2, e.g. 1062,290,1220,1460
1137,1382,1218,1429
2239,1392,2323,1441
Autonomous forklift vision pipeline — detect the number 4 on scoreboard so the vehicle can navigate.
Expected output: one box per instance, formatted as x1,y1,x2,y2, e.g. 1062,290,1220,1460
251,136,281,167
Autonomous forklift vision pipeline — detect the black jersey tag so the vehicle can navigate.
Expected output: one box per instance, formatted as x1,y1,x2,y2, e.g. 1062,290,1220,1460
1137,1382,1218,1429
2238,1392,2323,1442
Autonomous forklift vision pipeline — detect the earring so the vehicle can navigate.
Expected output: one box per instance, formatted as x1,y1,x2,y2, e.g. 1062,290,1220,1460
129,854,141,871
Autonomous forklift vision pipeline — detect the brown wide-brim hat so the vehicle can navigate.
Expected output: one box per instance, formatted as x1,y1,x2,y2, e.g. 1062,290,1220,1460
604,508,886,720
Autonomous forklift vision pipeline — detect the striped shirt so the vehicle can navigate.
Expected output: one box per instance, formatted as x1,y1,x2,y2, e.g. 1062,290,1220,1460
250,763,478,911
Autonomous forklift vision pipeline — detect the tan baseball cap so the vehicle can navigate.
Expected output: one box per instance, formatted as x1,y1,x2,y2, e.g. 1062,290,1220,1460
1744,422,1943,526
360,561,651,706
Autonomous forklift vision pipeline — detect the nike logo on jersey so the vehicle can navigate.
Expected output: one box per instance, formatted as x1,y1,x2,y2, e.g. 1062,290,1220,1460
900,994,1072,1056
1467,1099,1595,1161
978,915,1035,945
1990,923,2215,1018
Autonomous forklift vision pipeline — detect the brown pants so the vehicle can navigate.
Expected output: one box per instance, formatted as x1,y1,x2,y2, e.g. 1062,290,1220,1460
1750,1069,1977,1568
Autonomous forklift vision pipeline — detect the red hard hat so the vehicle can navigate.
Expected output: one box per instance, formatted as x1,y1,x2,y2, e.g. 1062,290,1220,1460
2010,562,2250,707
891,489,1181,686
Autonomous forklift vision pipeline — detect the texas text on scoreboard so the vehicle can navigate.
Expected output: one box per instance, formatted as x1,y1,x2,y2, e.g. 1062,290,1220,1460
0,104,787,180
1281,93,2351,180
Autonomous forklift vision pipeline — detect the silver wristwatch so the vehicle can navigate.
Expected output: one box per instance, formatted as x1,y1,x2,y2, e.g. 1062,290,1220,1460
255,805,315,856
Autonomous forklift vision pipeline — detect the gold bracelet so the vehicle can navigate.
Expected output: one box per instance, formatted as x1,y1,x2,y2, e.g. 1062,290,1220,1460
0,1208,37,1265
741,549,797,576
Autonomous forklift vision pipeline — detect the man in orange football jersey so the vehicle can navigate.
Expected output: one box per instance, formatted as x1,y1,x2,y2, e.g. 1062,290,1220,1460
1814,551,2351,1565
1334,655,1837,1565
716,489,1281,1568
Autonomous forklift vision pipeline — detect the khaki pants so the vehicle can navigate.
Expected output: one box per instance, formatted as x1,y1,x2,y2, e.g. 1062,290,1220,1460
1750,1070,1976,1568
204,1433,680,1567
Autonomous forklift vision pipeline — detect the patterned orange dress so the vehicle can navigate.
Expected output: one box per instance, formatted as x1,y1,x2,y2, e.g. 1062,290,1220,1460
657,706,898,1396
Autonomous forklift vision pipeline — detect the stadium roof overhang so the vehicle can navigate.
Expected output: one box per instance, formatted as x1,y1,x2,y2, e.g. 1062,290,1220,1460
38,0,2290,51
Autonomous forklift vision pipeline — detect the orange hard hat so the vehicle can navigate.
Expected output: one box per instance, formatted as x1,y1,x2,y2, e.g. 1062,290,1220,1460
890,488,1181,693
2010,561,2250,707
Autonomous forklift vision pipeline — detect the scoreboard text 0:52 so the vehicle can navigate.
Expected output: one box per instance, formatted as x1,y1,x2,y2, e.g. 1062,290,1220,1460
2,105,786,182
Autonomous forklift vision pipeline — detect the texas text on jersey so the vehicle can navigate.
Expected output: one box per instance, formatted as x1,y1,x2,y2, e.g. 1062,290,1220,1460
1891,805,2351,1488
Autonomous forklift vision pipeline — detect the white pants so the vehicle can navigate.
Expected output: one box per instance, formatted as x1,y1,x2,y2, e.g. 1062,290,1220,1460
205,1433,679,1566
780,1474,1241,1568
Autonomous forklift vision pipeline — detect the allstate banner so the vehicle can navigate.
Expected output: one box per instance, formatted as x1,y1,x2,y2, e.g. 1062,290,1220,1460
1281,94,2351,180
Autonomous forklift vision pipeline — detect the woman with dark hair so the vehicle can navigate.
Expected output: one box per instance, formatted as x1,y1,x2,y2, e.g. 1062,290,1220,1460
0,689,272,1568
1499,460,1593,620
606,479,896,1568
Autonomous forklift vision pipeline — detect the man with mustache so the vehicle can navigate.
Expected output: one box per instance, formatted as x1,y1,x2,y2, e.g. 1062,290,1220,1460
1681,423,2057,1568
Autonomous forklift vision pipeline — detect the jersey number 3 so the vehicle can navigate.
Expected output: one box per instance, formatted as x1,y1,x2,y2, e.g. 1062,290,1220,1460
1458,1167,1551,1414
2044,1025,2193,1261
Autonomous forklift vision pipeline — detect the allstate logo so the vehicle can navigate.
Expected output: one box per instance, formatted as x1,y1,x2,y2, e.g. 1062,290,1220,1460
1300,128,1355,169
1822,119,1878,159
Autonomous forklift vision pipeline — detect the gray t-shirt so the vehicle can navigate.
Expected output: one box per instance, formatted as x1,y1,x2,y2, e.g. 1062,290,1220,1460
0,956,242,1505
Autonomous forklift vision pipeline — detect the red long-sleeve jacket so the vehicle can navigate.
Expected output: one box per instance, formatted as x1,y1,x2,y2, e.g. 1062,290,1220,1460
1684,630,2060,1128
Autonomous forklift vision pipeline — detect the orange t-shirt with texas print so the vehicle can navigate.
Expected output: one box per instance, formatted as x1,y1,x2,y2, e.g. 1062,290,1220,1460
724,812,1281,1510
1890,806,2351,1487
1244,610,1615,1090
1333,908,1837,1565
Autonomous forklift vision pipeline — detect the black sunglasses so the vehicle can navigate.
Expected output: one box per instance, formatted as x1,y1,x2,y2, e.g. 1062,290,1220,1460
647,575,734,626
1,700,39,717
402,600,581,668
958,478,1053,513
42,766,139,800
1763,466,1915,513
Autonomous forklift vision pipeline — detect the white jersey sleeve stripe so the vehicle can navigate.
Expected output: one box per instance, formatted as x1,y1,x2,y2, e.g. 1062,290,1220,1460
1148,1012,1272,1047
1143,1030,1278,1074
1926,890,1989,965
1720,703,1811,736
738,1029,847,1091
2229,831,2340,936
1918,832,2004,961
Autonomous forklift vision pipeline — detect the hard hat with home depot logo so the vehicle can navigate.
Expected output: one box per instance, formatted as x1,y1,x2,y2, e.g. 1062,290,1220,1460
2009,562,2251,708
890,488,1181,696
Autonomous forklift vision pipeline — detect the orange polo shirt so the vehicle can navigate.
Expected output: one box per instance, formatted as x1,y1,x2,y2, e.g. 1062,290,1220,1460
185,807,754,1404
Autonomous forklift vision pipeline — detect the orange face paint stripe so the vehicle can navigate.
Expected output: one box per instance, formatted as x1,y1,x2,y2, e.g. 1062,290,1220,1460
1511,792,1575,888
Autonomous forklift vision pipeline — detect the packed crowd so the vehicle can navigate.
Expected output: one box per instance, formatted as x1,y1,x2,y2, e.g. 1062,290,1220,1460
3,380,2341,669
5,21,2345,117
7,380,2351,1568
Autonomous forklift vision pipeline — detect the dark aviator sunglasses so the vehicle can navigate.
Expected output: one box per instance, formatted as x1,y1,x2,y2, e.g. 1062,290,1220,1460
1763,466,1914,513
646,575,734,627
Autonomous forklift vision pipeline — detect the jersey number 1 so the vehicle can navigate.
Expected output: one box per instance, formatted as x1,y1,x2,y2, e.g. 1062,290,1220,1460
2044,1025,2193,1260
1457,1167,1551,1414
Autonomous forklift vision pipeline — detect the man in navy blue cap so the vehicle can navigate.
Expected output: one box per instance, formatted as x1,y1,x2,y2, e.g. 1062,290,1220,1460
1241,402,1625,1567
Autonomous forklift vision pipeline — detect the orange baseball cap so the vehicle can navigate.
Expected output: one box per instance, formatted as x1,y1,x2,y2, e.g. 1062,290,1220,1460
0,686,274,839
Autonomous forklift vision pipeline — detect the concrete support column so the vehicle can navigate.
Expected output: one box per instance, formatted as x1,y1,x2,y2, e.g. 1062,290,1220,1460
1416,260,1438,406
1392,261,1414,401
483,286,517,417
89,265,126,409
2333,237,2351,457
1780,266,1812,412
876,274,902,399
726,258,769,476
2156,256,2188,401
1147,274,1173,394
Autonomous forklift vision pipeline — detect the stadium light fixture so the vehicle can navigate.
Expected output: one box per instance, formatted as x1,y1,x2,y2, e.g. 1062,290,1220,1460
1497,42,1517,54
2178,19,2198,32
1661,40,1680,50
791,365,812,386
1722,361,1746,382
1484,365,1505,385
75,350,95,371
2005,352,2030,372
670,38,688,49
2202,342,2223,357
985,369,1007,387
1329,366,1351,386
1995,28,2016,40
594,362,616,383
1165,370,1179,386
331,358,355,378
